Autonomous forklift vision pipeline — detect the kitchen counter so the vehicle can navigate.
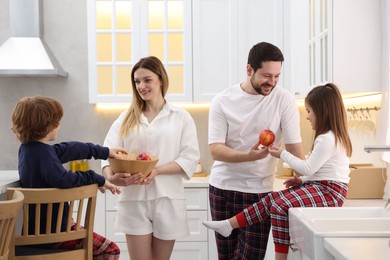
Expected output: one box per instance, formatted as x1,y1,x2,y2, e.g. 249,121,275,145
2,172,385,208
0,172,210,191
275,175,387,207
0,170,20,200
185,176,388,206
183,176,209,188
324,237,390,260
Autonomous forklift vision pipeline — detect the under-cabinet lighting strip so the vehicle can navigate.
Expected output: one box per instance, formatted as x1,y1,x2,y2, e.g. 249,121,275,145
95,103,210,110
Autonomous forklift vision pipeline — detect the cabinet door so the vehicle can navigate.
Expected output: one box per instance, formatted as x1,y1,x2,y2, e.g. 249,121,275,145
332,0,381,92
192,0,239,102
113,241,208,260
171,242,208,260
193,0,285,102
296,0,382,94
184,188,208,210
284,0,310,98
106,210,208,243
105,187,208,211
237,0,285,86
177,211,208,242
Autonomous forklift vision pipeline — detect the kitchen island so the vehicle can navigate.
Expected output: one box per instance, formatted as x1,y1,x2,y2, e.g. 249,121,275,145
324,237,390,260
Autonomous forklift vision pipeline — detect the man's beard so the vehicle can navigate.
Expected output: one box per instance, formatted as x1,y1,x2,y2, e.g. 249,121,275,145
250,77,274,95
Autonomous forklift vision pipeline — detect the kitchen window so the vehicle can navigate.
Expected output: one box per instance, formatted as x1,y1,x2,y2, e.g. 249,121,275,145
87,0,192,103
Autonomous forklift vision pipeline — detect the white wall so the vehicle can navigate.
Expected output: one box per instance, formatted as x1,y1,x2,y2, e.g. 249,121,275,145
0,0,385,173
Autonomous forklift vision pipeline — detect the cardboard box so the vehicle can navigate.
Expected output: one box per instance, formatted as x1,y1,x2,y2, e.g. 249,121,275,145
347,164,387,199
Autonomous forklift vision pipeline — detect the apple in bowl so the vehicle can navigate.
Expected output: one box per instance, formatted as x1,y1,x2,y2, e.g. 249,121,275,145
136,152,151,161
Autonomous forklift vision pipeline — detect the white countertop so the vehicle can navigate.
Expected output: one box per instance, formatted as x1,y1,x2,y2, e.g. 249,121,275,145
1,171,386,209
183,176,209,188
0,170,20,199
0,171,210,191
184,176,387,207
324,237,390,260
274,176,386,207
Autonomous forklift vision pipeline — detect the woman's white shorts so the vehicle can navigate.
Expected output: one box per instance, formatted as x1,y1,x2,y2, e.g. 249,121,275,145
114,197,189,240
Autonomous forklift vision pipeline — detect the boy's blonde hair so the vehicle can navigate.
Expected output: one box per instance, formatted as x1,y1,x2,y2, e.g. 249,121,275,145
12,96,63,144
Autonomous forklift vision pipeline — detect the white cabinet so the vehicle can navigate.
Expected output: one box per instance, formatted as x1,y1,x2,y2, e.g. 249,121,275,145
98,178,214,259
288,0,381,98
283,0,310,98
192,0,284,102
171,187,209,260
89,0,286,103
330,0,381,93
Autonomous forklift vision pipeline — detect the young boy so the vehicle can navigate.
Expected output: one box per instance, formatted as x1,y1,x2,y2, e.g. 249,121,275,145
11,96,127,259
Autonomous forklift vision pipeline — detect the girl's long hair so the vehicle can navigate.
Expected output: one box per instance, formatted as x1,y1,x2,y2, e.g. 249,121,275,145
119,56,169,136
305,83,352,157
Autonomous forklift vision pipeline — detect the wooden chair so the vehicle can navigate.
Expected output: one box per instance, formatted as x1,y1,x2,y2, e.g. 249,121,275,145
0,190,24,260
7,184,98,260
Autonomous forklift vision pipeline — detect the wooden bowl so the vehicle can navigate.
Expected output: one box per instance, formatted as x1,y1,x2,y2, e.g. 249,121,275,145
108,152,159,182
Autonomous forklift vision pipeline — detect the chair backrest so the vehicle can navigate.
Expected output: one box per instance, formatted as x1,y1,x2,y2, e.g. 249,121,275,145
7,184,98,260
0,190,24,260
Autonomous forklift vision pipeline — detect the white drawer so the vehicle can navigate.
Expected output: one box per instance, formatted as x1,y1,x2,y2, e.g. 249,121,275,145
112,241,208,260
105,187,208,211
171,241,208,260
106,210,208,243
177,210,208,242
114,243,130,260
105,192,119,211
184,188,208,210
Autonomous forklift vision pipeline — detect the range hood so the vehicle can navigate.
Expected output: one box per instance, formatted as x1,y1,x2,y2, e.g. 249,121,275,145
0,0,67,77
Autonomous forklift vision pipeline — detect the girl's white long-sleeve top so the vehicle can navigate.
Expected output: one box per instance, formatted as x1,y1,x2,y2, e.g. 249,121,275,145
281,131,350,183
102,102,200,201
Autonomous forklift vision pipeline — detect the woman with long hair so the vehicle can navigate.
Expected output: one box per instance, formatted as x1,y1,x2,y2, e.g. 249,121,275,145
102,56,200,260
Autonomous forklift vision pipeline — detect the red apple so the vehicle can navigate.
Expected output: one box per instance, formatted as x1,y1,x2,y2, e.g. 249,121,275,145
136,152,151,160
258,129,275,147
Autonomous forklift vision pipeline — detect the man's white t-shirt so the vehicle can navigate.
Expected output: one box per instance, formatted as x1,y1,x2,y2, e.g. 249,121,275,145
208,84,302,193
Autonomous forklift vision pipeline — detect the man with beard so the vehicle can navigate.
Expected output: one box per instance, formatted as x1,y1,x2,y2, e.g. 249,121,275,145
207,41,305,260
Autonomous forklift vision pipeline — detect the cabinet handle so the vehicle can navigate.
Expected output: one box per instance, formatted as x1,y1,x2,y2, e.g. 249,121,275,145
289,243,299,252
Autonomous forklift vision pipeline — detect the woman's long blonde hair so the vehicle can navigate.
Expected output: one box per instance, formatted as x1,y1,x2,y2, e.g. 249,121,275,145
305,83,352,157
119,56,169,136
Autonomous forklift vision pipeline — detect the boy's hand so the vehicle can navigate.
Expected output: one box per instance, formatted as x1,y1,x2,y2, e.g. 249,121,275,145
101,180,121,194
109,148,128,159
